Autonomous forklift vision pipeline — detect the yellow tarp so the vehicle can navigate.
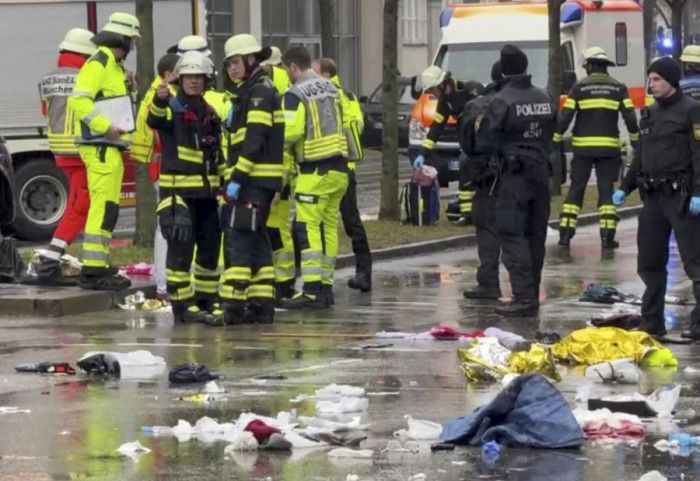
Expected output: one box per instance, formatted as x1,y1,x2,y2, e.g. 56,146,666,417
551,327,678,366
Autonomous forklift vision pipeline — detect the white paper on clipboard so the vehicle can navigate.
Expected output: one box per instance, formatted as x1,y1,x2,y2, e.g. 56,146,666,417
92,95,135,133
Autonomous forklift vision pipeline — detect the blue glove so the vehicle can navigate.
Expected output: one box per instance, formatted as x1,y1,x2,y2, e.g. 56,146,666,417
226,181,241,200
690,196,700,215
413,154,425,169
226,105,235,130
612,189,627,207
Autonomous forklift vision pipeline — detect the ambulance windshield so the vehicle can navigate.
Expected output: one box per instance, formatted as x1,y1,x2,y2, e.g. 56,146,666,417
434,41,549,88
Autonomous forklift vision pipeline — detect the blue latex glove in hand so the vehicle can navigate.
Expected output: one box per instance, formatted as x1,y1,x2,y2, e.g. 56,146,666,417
612,189,627,206
690,196,700,215
226,181,241,201
226,105,235,130
413,154,425,169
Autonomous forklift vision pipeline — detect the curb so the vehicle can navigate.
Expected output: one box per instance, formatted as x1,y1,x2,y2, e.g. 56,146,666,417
3,205,641,317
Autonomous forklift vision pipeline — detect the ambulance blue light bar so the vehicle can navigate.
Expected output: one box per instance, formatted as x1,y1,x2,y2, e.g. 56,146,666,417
440,7,454,27
560,3,583,23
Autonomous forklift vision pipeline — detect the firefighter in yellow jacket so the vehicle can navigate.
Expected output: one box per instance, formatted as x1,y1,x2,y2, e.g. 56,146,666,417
68,12,140,291
313,57,371,294
279,47,349,309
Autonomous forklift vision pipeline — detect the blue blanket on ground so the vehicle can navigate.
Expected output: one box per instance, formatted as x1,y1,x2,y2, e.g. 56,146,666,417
441,373,583,449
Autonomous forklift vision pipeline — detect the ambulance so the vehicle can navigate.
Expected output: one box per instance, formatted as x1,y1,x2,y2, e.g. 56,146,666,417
408,0,645,186
0,0,206,240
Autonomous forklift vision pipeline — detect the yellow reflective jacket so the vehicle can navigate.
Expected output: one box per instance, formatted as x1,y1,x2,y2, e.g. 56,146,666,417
68,46,130,148
331,75,364,166
131,76,162,163
271,66,291,95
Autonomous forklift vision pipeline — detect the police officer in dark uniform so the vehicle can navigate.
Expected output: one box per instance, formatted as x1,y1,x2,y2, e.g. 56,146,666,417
460,61,505,299
680,45,700,101
475,45,557,317
614,57,700,339
412,66,484,224
555,47,640,249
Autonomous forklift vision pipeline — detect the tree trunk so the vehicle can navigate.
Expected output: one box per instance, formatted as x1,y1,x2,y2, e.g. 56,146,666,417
547,0,562,196
643,0,659,65
669,0,685,59
133,0,157,247
379,0,400,221
318,0,337,60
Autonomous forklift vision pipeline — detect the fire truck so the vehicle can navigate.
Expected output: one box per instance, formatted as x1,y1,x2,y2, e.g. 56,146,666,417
0,0,206,240
408,0,645,186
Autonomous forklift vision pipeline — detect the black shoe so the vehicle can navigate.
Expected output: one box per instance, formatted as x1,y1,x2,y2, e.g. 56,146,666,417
322,284,335,306
601,229,620,249
275,280,296,304
463,285,501,300
558,227,574,247
495,299,539,317
280,292,327,310
681,325,700,340
36,272,78,287
183,305,217,324
245,300,275,324
634,321,667,338
79,273,131,291
348,275,371,292
220,303,245,326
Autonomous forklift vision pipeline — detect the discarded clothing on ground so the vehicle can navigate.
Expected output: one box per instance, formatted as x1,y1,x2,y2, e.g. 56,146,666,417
590,312,642,330
572,408,645,440
534,331,561,345
119,290,171,312
77,350,167,379
15,361,75,375
0,237,25,282
169,364,220,384
584,358,641,384
483,327,530,351
579,283,632,304
375,326,483,341
123,263,153,276
458,338,560,383
300,431,367,447
440,373,583,448
551,327,677,366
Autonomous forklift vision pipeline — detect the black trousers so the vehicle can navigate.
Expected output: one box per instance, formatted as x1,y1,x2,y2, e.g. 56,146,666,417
637,192,700,329
472,184,501,291
340,170,372,280
495,160,550,301
561,155,620,232
165,197,220,306
220,185,275,311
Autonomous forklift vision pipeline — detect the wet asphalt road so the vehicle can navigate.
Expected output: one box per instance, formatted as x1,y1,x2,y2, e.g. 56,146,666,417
0,219,699,481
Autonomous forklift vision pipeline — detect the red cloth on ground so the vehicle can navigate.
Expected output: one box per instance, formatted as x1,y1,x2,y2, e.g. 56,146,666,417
245,419,280,443
53,165,89,244
582,419,645,439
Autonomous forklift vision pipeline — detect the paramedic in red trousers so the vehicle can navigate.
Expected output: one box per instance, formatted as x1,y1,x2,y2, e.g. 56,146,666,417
34,29,97,286
475,45,557,317
412,67,484,225
460,61,505,300
614,57,700,340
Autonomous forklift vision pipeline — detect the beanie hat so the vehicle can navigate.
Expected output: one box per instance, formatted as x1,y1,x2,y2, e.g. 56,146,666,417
647,56,681,88
491,61,503,82
500,44,528,76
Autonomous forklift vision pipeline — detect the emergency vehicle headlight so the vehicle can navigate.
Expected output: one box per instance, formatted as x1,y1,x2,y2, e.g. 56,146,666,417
409,118,428,141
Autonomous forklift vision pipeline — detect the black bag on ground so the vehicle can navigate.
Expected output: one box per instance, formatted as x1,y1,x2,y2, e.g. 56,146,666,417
0,237,25,283
400,181,440,226
169,363,220,384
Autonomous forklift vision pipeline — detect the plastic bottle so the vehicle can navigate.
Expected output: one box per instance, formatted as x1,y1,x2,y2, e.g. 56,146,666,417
141,425,172,436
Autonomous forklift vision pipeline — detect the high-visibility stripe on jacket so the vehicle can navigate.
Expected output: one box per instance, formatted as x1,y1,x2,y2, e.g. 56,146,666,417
40,52,87,157
553,72,640,157
224,69,284,192
131,76,164,163
331,75,364,166
680,74,700,102
68,46,131,148
285,71,348,164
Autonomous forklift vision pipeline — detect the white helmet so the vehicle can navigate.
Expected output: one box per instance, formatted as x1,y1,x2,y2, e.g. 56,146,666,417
102,12,141,38
177,35,211,57
582,46,615,67
261,46,282,66
175,50,214,78
418,66,448,91
59,28,96,56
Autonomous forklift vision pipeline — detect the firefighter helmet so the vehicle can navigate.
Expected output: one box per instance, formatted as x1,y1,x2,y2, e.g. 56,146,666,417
582,46,615,67
102,12,141,38
261,46,282,66
175,51,214,77
681,45,700,64
177,35,211,57
418,66,448,91
224,34,262,60
59,28,97,56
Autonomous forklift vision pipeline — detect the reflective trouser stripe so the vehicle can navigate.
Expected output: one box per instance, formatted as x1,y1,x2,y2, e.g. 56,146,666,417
248,284,274,299
459,189,474,214
220,266,251,301
193,263,219,295
599,204,618,229
166,268,195,301
266,198,296,282
294,169,349,287
559,203,581,228
44,237,69,261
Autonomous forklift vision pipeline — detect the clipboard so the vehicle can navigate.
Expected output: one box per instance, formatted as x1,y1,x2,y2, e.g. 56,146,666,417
89,95,136,136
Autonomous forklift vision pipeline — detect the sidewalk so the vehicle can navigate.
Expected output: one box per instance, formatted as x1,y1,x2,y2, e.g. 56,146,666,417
0,205,641,318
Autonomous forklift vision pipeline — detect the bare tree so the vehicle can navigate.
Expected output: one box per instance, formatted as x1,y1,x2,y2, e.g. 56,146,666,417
547,0,563,195
318,0,337,60
379,0,400,221
133,0,157,247
643,0,659,65
662,0,688,59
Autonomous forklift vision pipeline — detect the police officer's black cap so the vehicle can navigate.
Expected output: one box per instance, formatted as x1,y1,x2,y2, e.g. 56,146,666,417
500,44,528,76
648,56,681,88
491,61,503,81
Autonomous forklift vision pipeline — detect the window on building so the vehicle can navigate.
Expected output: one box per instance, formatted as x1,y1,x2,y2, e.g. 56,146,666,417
206,0,234,80
403,0,427,45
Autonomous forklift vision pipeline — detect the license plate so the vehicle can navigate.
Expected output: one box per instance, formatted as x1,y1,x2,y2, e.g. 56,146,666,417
448,160,460,171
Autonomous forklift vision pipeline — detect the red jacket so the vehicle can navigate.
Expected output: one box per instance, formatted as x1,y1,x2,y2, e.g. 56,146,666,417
43,52,88,168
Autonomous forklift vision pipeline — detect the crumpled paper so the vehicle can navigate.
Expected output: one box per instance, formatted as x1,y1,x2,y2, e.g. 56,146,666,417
551,327,677,366
119,291,171,312
458,338,560,382
27,249,81,277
